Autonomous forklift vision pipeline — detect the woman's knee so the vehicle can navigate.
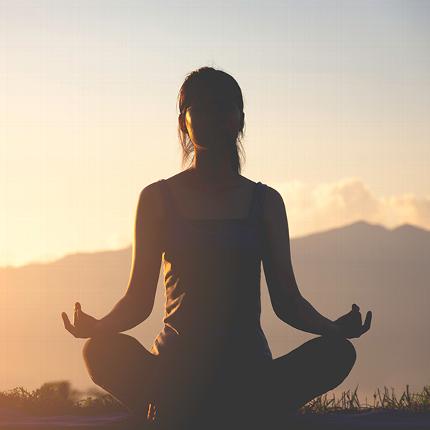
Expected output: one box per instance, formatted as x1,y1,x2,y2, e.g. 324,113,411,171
83,333,114,363
82,333,139,380
332,336,356,366
83,333,139,361
321,336,357,384
318,334,356,360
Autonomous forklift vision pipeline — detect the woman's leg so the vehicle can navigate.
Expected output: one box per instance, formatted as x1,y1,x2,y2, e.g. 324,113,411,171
258,335,357,423
182,356,268,429
82,333,159,420
153,355,221,429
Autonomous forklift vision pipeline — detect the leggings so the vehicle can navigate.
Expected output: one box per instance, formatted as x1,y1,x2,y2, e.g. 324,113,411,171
82,333,356,428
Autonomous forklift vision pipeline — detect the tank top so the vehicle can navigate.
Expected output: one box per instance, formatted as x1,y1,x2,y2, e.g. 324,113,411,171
150,179,273,368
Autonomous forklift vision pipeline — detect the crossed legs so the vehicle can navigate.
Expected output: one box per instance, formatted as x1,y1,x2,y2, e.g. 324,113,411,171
82,334,356,427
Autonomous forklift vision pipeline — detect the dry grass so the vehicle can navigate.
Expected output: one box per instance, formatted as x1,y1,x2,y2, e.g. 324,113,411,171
300,384,430,414
1,381,429,417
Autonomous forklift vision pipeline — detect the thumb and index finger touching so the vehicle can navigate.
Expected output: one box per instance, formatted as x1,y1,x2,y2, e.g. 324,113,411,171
351,303,373,335
61,301,83,337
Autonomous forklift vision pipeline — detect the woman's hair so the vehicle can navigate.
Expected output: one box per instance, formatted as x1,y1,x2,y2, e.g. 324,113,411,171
177,66,246,174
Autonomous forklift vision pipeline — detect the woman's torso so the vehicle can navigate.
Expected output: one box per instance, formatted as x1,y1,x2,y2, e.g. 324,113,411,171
150,174,273,370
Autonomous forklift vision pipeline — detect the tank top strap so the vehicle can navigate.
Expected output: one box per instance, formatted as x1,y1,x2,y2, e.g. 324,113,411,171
158,179,175,218
248,181,266,221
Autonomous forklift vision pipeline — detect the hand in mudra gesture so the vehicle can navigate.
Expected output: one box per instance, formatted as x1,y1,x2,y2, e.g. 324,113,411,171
61,302,99,338
334,304,372,339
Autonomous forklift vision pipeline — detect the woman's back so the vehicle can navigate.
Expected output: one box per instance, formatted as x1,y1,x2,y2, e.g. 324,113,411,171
150,175,273,369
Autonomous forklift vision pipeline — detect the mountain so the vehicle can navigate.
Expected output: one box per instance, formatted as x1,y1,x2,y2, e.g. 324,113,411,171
1,220,429,404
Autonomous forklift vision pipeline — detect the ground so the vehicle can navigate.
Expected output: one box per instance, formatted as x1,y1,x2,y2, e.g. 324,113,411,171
1,408,430,430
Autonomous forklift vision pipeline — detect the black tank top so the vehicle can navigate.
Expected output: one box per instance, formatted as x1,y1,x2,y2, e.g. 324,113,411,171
150,179,273,367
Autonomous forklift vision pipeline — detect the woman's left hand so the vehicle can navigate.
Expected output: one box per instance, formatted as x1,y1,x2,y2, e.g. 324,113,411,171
333,304,372,339
61,302,100,338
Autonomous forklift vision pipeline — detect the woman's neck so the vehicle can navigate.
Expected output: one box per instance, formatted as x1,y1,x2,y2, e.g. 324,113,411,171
183,153,242,193
188,146,238,183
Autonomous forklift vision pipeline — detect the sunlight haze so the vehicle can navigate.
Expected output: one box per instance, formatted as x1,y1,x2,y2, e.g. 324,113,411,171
1,0,429,268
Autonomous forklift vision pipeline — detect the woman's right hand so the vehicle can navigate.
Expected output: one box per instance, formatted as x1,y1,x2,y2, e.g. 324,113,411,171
333,304,372,339
61,302,100,338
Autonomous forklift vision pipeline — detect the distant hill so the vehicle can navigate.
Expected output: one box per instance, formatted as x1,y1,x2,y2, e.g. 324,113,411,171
1,220,429,403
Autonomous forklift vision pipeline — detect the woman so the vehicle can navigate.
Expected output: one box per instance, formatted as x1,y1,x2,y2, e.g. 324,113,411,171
61,66,372,429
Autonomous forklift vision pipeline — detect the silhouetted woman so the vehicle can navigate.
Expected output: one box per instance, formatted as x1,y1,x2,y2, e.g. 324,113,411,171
62,66,372,430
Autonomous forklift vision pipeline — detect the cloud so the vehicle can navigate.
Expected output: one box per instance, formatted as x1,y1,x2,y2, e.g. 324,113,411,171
273,177,430,237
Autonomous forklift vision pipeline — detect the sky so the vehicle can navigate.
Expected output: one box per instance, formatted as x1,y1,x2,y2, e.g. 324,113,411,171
1,0,429,268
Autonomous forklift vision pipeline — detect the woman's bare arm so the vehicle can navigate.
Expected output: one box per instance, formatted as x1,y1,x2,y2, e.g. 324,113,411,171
261,185,342,337
95,182,164,334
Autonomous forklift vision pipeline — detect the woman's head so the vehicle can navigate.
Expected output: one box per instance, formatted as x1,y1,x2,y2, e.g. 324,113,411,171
177,66,246,173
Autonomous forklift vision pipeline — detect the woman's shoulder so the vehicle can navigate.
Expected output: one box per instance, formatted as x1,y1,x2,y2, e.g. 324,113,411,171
139,178,166,196
138,179,168,220
259,183,286,223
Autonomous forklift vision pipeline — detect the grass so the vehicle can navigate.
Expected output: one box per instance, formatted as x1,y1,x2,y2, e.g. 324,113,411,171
0,381,125,416
0,381,429,417
300,384,430,415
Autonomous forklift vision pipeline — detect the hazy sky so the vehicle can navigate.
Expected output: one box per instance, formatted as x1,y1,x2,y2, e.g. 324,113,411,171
1,0,429,267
